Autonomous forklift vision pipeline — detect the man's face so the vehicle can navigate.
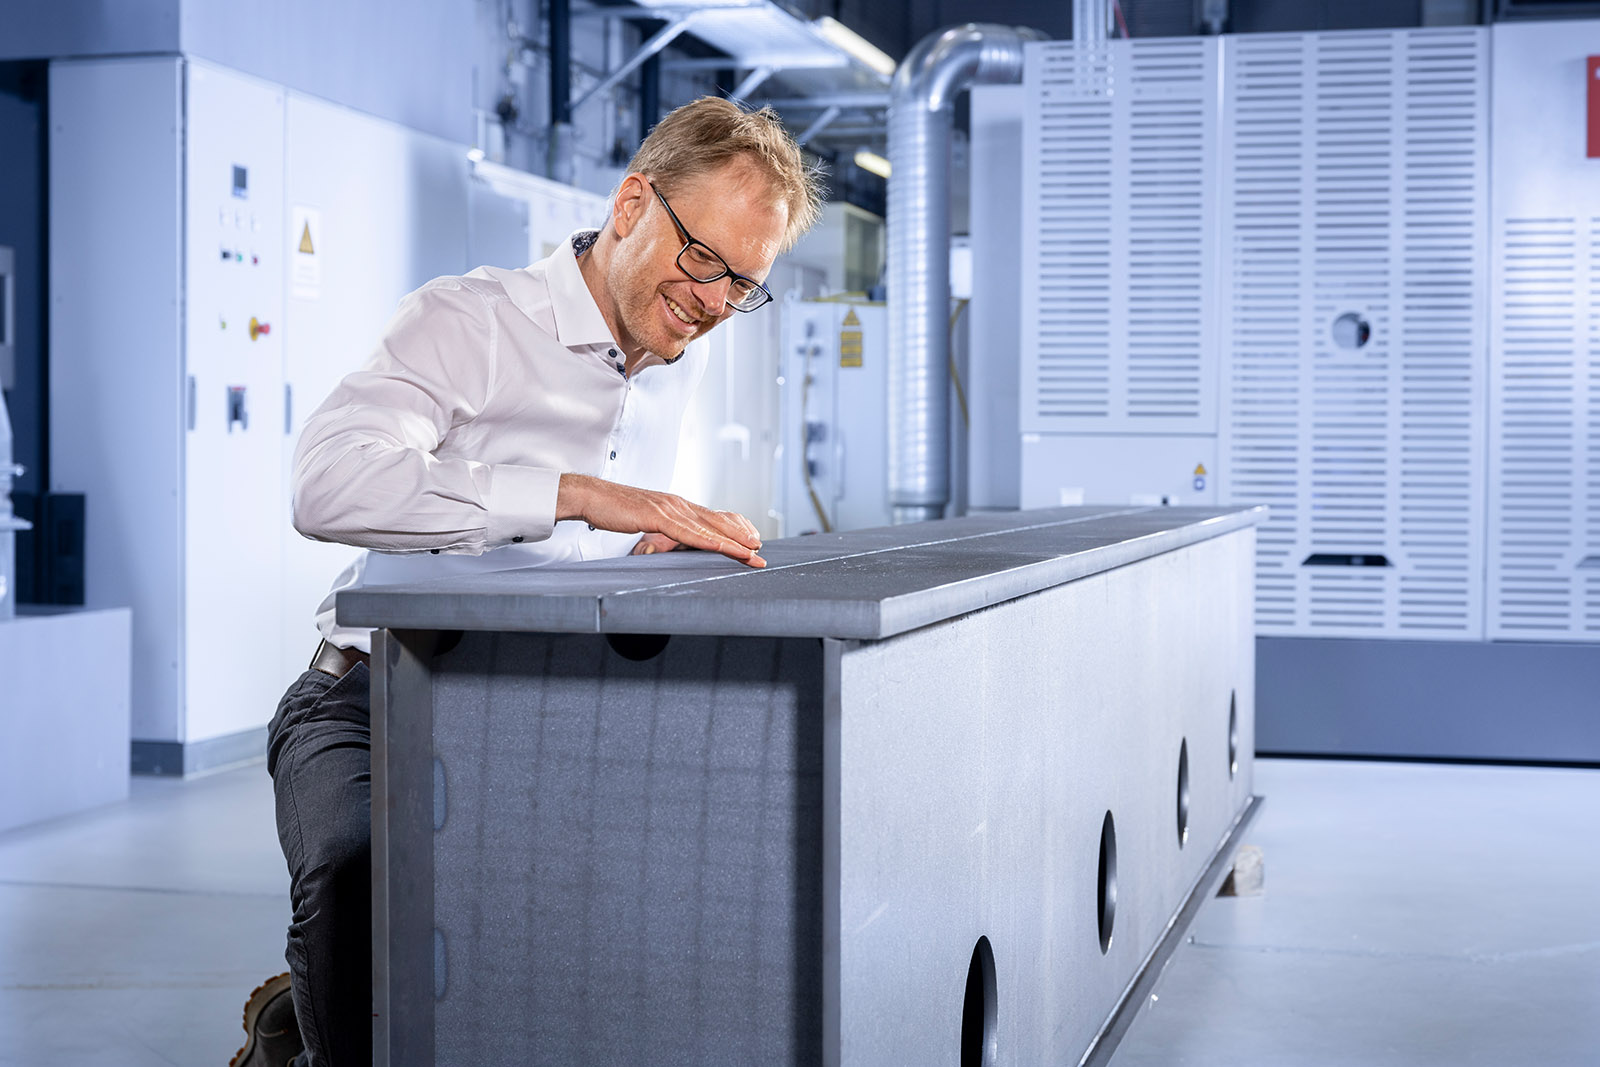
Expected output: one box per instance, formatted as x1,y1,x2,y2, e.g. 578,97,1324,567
609,161,788,361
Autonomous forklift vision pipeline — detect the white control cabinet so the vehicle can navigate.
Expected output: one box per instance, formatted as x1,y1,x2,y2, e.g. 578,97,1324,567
51,57,574,760
1217,29,1490,640
1017,38,1224,514
1487,21,1600,641
773,295,969,535
775,298,893,536
52,57,289,749
183,63,290,741
1016,29,1498,642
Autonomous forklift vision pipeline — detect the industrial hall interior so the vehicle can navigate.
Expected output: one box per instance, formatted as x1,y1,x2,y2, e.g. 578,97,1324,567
1,0,1597,1064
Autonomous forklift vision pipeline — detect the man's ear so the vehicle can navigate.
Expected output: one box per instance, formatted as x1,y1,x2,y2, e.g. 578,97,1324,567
610,174,650,239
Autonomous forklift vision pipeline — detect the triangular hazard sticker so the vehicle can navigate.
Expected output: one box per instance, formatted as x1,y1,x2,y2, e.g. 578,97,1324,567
842,308,860,326
298,221,315,255
1194,463,1208,476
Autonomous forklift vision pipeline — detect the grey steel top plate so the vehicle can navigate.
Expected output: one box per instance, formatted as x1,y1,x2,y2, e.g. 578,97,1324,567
336,505,1266,640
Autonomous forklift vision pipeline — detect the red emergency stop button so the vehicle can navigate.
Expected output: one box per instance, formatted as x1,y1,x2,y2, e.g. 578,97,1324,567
249,317,271,341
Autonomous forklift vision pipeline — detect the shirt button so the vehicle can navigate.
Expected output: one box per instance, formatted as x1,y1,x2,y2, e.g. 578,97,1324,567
587,523,596,531
511,535,524,543
609,451,617,460
608,348,618,358
430,549,440,555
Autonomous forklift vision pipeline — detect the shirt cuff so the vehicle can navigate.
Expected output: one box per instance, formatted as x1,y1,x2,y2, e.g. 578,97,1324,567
486,464,561,547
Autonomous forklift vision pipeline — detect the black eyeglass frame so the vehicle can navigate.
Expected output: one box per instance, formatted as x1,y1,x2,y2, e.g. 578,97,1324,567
650,182,774,313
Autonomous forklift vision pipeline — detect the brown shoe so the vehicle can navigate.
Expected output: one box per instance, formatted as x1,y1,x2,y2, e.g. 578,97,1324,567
229,973,305,1067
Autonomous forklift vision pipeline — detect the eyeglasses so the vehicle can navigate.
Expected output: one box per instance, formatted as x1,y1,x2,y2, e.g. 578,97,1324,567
650,182,774,313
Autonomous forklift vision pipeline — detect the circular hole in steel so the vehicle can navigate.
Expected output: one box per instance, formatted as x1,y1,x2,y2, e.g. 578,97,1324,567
1331,311,1371,350
1177,739,1190,849
1228,691,1239,780
604,632,671,661
1097,811,1118,955
960,936,998,1067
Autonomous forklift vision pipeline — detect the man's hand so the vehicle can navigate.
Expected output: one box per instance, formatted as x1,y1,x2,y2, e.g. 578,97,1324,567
558,474,765,568
631,533,681,556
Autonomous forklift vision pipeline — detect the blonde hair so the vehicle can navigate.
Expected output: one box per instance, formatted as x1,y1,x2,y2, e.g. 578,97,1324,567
627,97,825,253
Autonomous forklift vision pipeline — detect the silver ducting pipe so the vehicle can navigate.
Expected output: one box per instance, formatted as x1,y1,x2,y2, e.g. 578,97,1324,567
887,24,1041,524
1073,0,1109,52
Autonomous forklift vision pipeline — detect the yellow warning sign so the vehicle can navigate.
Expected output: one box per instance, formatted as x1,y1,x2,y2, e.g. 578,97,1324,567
290,205,323,297
840,333,863,367
840,307,863,367
1194,463,1208,477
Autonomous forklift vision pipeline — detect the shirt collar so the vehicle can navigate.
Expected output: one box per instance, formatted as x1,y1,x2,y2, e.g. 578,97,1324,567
544,230,618,349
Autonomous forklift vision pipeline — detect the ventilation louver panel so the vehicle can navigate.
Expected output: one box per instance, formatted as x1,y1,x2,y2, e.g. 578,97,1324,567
1484,20,1600,644
1021,39,1217,433
1219,29,1488,639
1488,215,1600,639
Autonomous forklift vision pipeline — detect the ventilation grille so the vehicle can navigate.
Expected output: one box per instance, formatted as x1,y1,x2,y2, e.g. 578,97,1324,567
1220,29,1488,638
1022,39,1216,432
1488,216,1600,638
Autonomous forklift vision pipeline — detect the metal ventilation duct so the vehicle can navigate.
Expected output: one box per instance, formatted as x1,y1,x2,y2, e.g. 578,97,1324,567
886,24,1043,523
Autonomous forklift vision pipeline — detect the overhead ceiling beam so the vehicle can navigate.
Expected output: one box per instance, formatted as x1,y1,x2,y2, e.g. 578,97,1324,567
794,105,843,146
758,93,888,110
730,65,774,100
572,15,698,112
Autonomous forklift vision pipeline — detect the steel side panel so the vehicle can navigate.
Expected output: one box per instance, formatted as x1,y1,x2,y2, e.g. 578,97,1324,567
372,628,437,1067
424,633,826,1065
833,528,1256,1064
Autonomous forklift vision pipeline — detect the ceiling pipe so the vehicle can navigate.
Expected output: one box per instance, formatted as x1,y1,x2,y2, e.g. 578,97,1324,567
547,0,574,184
886,24,1043,524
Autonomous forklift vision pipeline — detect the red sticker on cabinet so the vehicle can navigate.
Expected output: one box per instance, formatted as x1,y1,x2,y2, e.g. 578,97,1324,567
1589,56,1600,159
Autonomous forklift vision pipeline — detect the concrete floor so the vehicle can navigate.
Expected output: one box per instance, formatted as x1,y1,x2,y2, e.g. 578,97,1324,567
0,758,1596,1065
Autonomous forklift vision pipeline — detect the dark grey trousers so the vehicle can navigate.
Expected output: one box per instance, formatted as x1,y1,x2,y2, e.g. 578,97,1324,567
267,664,374,1067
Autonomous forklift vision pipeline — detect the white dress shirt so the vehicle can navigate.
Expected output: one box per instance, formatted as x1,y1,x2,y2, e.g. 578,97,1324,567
294,232,708,652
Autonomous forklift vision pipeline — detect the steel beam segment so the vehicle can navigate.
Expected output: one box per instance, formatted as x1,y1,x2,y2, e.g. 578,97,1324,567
569,4,709,19
730,65,774,100
759,93,888,110
795,105,843,146
665,55,848,71
372,628,439,1067
572,14,697,113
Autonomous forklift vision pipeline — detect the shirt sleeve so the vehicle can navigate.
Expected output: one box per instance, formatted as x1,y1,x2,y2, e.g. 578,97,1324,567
291,278,561,554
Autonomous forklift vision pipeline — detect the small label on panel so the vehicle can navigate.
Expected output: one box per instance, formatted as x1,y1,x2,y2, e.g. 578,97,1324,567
1589,57,1600,159
291,205,322,300
840,308,863,368
1058,487,1085,506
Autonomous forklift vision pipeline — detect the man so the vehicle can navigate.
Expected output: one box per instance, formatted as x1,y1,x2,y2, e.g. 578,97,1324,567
230,97,823,1067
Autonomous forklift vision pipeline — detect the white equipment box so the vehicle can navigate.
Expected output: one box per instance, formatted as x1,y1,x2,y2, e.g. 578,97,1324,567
1487,21,1600,641
776,296,968,536
1009,26,1600,643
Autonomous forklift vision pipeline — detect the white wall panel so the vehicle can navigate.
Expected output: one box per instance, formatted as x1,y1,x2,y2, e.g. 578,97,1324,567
1488,21,1600,642
48,57,186,743
279,92,484,688
1218,28,1489,639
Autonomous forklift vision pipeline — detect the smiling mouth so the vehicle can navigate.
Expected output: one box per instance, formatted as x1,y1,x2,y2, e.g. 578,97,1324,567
664,294,702,329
